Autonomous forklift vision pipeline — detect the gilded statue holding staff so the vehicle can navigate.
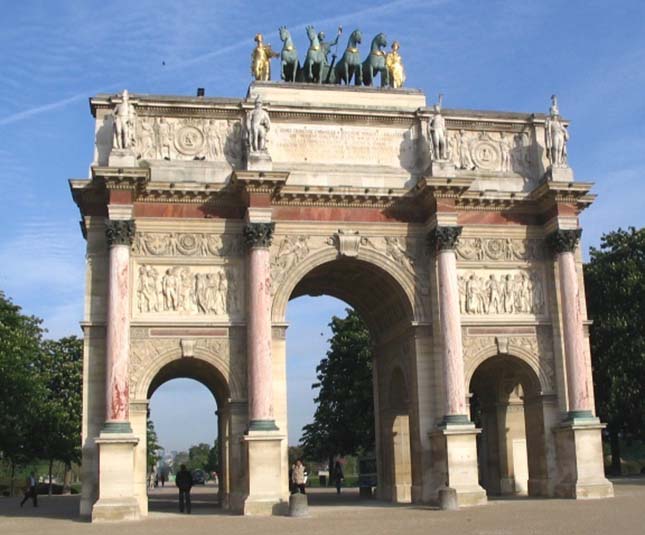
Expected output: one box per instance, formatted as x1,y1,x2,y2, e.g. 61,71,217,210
386,41,406,88
251,33,279,81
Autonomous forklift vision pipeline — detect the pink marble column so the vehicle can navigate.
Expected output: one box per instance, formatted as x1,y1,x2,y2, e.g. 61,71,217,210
431,226,470,424
549,229,594,418
244,222,278,431
104,219,135,432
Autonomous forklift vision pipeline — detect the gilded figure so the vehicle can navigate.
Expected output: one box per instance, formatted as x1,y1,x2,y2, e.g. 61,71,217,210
385,41,406,88
251,33,279,81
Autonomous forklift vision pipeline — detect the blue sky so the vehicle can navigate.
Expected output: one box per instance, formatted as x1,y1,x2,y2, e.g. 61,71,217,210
1,0,643,449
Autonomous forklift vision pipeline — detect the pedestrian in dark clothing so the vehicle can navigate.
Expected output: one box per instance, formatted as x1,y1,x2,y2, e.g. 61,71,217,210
20,472,38,507
333,461,344,494
175,464,193,514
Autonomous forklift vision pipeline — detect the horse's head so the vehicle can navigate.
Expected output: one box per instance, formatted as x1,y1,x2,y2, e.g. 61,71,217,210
306,25,317,43
372,32,387,51
349,29,362,46
279,26,290,42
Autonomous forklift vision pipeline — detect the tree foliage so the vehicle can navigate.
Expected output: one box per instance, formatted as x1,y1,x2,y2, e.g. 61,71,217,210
300,309,374,462
584,227,645,473
147,417,161,472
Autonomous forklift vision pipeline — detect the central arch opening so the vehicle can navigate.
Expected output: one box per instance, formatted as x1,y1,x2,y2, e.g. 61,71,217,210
145,357,230,515
283,256,417,505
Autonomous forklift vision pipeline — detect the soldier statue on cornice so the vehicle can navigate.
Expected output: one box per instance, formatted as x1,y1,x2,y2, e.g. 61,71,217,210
112,89,136,150
545,94,569,168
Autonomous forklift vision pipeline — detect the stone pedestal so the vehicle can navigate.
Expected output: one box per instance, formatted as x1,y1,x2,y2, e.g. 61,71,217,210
247,151,273,171
242,431,287,515
430,424,487,507
92,434,140,522
546,165,574,182
288,493,309,517
430,159,455,177
553,420,614,499
108,149,137,168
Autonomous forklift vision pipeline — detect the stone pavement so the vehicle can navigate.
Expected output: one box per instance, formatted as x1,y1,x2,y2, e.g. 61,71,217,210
1,478,644,535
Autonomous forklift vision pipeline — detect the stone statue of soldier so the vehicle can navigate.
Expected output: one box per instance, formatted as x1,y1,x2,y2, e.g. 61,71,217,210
429,94,448,160
112,90,136,150
246,97,271,153
545,95,569,167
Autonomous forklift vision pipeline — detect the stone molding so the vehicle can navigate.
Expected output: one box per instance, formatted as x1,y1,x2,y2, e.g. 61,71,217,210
244,222,275,248
429,226,463,251
105,219,136,247
547,229,582,254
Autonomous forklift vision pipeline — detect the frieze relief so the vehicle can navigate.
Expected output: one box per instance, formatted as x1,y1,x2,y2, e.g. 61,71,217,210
135,116,244,165
135,264,243,317
133,232,244,257
458,269,546,316
456,237,545,262
444,129,534,178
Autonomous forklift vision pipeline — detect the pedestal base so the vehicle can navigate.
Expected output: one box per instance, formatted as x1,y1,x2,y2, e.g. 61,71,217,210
241,430,287,516
430,422,487,507
91,432,140,523
553,419,614,499
430,159,455,177
246,151,273,171
546,165,574,182
108,149,137,167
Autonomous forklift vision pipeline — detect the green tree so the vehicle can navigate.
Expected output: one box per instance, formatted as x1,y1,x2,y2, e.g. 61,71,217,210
36,336,82,494
0,292,46,495
300,309,374,471
147,418,162,474
584,227,645,474
188,442,211,471
205,438,219,474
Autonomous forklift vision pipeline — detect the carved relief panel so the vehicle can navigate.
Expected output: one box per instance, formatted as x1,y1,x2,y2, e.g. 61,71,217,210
133,232,244,258
456,237,545,262
133,264,244,319
135,117,243,165
458,269,546,317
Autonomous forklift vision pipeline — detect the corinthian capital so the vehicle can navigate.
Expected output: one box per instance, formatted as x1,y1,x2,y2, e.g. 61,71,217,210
243,222,275,248
428,225,463,251
547,228,582,254
105,219,136,247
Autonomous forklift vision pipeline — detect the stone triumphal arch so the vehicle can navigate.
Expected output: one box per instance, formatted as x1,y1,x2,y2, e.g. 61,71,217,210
70,82,613,522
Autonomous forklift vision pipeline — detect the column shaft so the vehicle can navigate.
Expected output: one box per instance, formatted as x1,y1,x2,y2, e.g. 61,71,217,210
557,251,592,414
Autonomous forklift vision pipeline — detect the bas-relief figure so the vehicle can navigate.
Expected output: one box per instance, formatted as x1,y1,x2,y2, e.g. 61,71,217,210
112,90,136,150
458,270,545,316
136,264,240,316
545,95,569,168
245,97,271,153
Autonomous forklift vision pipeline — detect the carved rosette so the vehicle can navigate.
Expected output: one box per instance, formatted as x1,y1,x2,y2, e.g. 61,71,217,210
547,229,582,255
105,219,136,247
428,226,463,251
243,222,275,248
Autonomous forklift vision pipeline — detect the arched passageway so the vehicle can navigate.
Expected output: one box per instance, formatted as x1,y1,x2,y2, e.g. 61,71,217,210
281,255,418,504
469,355,547,497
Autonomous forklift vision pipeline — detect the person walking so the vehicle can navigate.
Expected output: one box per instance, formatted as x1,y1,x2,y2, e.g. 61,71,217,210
333,461,344,494
20,471,38,507
291,459,306,494
175,464,193,514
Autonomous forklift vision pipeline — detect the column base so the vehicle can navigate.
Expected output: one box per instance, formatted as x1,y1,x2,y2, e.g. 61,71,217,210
248,419,279,431
242,430,288,516
92,431,140,522
430,421,487,508
553,419,614,500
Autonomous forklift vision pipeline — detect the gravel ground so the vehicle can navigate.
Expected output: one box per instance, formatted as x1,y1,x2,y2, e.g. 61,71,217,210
1,478,644,535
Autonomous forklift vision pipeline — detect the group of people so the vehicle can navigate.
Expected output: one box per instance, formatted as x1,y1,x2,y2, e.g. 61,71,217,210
290,459,345,495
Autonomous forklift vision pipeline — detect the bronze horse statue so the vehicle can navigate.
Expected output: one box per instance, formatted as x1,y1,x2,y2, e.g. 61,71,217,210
362,33,389,86
335,29,363,85
304,25,325,83
279,26,299,82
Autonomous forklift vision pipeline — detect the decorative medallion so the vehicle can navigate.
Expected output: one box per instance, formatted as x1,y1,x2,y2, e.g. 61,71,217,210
471,132,501,170
174,125,205,156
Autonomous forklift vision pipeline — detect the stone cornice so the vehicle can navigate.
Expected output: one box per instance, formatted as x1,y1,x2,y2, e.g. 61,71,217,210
91,166,150,191
232,171,289,198
416,177,475,199
530,179,596,213
273,184,409,208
